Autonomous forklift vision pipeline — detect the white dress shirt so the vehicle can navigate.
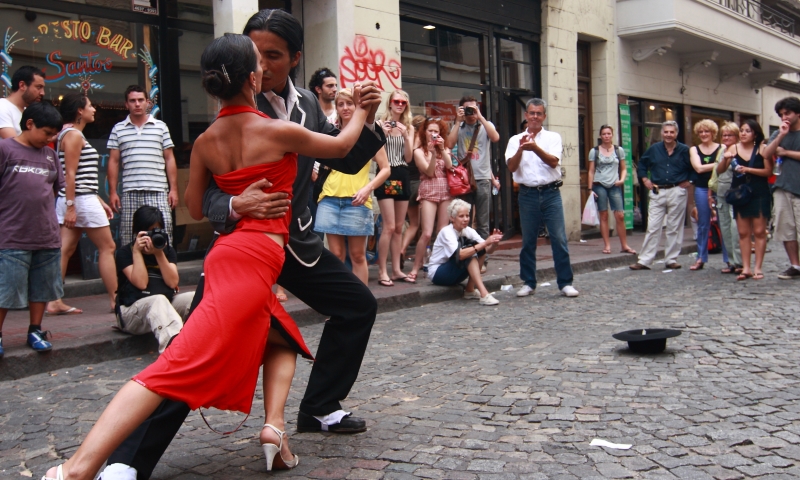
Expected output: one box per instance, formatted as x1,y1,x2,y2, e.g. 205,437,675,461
263,78,301,121
504,128,562,187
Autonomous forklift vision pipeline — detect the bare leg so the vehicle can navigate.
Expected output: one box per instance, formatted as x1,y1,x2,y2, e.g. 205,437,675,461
348,236,369,284
47,226,83,314
45,381,164,480
85,227,118,311
614,210,632,251
599,210,611,252
464,254,487,295
466,256,489,297
401,203,420,262
260,329,297,466
753,216,768,275
376,198,395,282
737,214,753,275
411,201,438,277
390,200,409,278
326,234,346,263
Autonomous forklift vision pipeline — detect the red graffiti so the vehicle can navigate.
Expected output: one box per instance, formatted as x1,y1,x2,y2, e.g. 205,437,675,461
339,35,401,90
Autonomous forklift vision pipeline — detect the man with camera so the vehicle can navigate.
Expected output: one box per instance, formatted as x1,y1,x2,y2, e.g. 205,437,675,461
114,205,193,353
447,96,500,241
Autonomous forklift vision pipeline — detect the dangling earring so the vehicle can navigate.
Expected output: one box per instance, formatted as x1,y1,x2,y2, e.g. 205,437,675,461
76,116,81,126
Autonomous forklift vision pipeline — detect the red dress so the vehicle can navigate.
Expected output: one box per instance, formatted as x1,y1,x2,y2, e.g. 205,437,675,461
133,106,312,414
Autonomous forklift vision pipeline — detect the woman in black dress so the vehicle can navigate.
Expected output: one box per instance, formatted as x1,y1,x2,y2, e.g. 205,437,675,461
718,119,773,280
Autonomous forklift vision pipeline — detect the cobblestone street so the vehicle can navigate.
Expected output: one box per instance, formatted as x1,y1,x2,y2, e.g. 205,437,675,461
3,250,800,479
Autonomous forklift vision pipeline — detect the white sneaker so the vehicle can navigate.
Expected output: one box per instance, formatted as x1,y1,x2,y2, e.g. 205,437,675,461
479,293,499,305
463,289,481,300
516,285,534,297
561,285,579,297
98,464,137,480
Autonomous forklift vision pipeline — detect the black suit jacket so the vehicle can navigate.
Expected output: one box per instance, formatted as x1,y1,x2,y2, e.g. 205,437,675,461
203,86,385,266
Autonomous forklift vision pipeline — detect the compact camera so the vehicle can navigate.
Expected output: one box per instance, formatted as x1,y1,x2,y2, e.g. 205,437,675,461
148,228,168,250
390,120,397,128
464,106,476,116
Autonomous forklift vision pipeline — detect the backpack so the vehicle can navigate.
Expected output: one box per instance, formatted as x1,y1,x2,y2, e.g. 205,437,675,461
708,221,722,254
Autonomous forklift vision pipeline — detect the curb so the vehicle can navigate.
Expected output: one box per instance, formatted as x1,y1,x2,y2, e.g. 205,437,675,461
0,243,696,381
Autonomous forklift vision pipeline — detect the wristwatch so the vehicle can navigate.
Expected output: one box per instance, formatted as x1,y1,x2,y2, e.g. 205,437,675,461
65,199,75,207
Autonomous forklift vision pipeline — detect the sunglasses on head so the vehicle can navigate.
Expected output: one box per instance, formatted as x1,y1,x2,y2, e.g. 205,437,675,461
392,99,408,106
426,117,442,122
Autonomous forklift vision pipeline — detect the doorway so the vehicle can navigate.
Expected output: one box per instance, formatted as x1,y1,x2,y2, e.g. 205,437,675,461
577,42,593,230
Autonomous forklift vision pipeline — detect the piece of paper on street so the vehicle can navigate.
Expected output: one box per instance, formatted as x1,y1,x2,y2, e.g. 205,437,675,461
540,282,551,287
590,438,632,449
663,269,673,273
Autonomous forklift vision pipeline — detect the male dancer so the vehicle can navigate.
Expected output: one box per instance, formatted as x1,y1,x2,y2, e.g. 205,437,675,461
100,9,385,480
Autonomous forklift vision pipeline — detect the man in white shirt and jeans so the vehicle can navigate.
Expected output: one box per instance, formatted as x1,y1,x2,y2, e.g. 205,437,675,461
505,98,579,298
0,66,46,139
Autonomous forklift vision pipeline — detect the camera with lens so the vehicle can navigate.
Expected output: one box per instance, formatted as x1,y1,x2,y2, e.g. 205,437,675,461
390,120,396,128
464,106,476,116
147,228,168,250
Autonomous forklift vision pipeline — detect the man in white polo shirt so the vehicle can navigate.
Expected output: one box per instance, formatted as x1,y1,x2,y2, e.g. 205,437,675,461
0,66,46,139
505,98,578,298
107,85,177,245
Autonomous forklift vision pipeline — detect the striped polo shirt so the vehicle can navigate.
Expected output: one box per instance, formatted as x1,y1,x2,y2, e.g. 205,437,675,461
107,115,174,192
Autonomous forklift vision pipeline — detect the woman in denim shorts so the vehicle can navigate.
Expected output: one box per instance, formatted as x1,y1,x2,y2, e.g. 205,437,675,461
314,88,390,285
588,125,635,255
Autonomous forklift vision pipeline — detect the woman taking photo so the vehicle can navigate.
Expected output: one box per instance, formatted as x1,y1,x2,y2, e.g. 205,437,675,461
42,33,370,480
375,90,415,283
717,119,773,280
46,93,116,316
315,88,390,285
689,119,722,271
408,117,454,282
587,125,634,255
712,122,742,273
428,199,502,305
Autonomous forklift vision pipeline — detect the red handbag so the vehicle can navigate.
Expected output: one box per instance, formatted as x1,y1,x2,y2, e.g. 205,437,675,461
448,165,472,196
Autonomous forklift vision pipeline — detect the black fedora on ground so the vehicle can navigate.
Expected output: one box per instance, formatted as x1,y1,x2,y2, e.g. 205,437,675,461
612,328,682,354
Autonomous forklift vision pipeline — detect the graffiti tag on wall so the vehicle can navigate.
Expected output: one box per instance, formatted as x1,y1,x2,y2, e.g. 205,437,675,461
339,35,401,90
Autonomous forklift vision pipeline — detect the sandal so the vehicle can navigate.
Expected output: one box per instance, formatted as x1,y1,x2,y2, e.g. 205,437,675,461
378,278,394,287
44,307,83,316
261,424,299,471
737,273,753,281
690,261,704,271
602,248,611,254
275,292,288,302
620,247,637,254
41,464,64,480
753,272,764,280
721,264,735,274
393,275,415,284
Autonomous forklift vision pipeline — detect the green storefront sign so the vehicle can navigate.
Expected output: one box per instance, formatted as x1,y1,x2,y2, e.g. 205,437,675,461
619,104,634,230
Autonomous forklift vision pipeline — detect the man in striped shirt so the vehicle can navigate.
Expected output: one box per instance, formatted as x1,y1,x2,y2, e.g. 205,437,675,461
107,85,177,245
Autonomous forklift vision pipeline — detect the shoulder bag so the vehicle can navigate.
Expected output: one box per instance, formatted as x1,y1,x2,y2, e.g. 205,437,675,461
724,147,754,208
449,123,481,196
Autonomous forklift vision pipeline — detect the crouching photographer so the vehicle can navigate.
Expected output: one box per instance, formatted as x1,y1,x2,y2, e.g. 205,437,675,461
428,199,502,305
114,205,193,353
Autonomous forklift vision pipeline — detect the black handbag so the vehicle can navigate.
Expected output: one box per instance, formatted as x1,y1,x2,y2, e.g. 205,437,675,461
724,152,755,207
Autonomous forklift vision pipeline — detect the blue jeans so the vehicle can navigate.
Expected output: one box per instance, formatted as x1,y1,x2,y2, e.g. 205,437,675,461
518,186,573,290
0,249,63,309
695,186,711,262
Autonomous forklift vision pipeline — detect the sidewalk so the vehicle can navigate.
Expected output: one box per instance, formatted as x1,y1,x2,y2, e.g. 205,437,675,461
0,228,698,380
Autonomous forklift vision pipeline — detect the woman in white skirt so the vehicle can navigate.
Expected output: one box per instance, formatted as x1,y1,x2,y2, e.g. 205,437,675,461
46,93,116,315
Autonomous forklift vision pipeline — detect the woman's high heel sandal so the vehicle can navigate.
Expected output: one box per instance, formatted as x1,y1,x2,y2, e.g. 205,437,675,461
261,424,299,471
41,464,64,480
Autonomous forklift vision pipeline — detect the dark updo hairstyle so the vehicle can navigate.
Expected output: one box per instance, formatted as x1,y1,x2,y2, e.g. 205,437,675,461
243,9,303,80
59,93,89,123
200,33,258,100
131,205,164,239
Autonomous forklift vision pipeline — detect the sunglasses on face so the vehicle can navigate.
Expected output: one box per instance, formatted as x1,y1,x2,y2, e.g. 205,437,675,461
392,99,408,106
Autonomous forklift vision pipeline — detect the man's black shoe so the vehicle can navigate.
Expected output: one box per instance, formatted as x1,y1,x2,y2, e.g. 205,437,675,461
296,411,367,433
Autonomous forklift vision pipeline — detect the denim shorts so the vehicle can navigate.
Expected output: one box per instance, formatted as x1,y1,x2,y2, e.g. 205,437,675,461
314,196,375,236
0,249,63,308
430,254,472,286
592,184,624,212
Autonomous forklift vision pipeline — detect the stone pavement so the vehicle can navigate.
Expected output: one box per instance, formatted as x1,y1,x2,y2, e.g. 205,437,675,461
2,246,800,479
0,229,698,380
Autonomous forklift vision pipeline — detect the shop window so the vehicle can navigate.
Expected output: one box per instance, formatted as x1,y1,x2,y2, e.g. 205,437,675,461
401,84,484,124
166,0,213,24
498,38,533,90
400,19,486,85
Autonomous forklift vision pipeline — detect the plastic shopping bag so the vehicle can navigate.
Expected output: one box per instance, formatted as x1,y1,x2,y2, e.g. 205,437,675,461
582,195,600,226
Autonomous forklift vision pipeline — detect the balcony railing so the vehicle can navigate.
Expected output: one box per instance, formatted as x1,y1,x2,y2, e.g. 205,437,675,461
708,0,795,37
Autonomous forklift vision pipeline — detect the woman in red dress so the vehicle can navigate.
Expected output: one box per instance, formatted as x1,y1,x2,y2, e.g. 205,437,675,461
43,33,369,480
